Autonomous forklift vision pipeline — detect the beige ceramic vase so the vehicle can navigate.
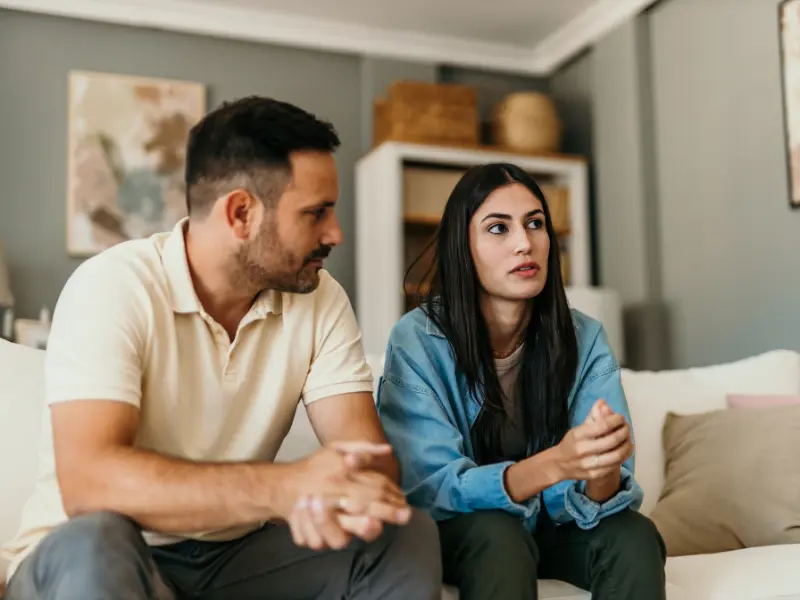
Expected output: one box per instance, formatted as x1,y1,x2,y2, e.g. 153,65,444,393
493,92,562,154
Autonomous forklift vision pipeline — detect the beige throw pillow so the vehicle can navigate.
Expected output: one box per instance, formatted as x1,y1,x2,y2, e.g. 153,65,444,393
649,404,800,556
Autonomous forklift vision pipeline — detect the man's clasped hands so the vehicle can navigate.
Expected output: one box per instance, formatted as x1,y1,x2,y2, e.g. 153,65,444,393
281,398,634,551
281,441,410,551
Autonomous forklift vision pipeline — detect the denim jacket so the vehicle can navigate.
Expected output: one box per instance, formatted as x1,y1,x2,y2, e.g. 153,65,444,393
376,307,643,532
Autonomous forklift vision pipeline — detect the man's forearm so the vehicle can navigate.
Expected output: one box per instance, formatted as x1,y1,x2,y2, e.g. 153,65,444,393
584,467,621,503
371,453,401,485
62,446,293,534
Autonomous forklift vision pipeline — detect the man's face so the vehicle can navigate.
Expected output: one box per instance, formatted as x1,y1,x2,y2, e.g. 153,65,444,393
237,151,342,294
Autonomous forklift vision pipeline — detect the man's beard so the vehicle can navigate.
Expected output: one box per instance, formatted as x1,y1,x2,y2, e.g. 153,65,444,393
235,223,331,294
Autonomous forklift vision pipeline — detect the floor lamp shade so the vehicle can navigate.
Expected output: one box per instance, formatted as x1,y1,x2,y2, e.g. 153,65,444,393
565,286,625,364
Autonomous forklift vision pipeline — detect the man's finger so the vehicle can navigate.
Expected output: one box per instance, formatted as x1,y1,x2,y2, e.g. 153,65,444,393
297,498,324,551
342,452,373,470
330,441,393,455
347,471,407,503
310,496,350,550
289,499,306,547
338,513,383,542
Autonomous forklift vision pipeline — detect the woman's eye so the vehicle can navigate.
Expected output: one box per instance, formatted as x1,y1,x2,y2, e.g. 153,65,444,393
488,223,507,235
527,218,545,230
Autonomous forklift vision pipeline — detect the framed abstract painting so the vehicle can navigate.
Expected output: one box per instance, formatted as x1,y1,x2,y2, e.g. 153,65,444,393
66,71,206,255
779,0,800,209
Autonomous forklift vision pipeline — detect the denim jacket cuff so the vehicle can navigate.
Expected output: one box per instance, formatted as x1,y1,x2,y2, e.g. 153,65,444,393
565,467,639,530
461,461,540,519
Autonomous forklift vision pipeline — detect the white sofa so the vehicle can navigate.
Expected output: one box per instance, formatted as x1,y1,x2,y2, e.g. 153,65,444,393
2,338,800,599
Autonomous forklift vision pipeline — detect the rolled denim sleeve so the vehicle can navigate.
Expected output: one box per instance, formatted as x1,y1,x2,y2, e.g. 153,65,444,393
377,358,540,522
542,321,644,529
564,465,643,529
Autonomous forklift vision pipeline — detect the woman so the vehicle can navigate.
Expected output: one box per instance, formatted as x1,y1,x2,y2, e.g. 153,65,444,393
376,163,666,600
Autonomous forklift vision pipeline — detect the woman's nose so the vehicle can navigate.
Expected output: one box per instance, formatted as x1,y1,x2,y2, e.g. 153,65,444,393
513,228,532,254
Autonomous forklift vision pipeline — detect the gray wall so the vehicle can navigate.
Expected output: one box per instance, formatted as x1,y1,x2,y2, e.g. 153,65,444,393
0,9,546,322
0,9,362,319
549,52,598,282
550,0,800,368
649,0,800,367
591,20,652,306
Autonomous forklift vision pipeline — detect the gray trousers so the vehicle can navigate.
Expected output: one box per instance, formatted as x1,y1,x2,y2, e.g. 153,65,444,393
5,509,442,600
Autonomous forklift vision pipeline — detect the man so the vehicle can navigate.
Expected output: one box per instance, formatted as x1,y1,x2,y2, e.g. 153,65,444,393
3,96,442,599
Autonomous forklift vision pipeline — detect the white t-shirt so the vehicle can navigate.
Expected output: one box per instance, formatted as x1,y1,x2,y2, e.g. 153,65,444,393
3,219,374,580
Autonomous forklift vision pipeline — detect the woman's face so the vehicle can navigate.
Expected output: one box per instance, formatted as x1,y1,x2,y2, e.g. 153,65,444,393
469,182,550,302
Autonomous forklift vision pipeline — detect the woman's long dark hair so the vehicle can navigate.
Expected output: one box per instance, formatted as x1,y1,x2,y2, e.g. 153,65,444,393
406,163,579,465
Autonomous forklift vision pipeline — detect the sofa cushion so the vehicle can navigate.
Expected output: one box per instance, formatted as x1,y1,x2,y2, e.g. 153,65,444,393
442,580,686,599
666,544,800,599
650,405,800,556
727,394,800,408
620,350,800,515
0,341,46,576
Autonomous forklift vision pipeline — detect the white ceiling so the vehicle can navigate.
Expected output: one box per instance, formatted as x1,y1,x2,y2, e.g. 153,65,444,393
189,0,598,48
2,0,658,75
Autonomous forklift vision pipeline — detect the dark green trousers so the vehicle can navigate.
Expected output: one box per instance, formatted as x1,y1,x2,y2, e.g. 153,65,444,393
438,508,667,600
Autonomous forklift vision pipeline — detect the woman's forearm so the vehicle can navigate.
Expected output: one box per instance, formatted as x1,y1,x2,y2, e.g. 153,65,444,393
503,447,563,503
584,467,621,503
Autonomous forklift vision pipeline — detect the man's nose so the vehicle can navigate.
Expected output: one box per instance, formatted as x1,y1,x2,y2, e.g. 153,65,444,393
322,213,344,247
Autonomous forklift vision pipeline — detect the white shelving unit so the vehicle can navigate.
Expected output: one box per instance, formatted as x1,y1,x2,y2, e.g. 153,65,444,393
355,141,591,356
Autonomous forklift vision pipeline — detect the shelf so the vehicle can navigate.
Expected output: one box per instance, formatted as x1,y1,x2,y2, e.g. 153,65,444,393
404,281,431,295
404,214,441,227
365,139,587,165
355,140,590,356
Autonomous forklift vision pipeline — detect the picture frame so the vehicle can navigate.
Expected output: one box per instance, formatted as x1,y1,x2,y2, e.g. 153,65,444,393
66,70,206,255
779,0,800,209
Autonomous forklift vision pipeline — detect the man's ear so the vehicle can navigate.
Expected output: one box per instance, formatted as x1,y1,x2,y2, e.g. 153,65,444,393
223,189,259,239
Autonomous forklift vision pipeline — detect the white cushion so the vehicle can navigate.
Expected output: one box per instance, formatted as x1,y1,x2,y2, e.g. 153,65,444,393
0,340,46,575
621,350,800,514
442,580,686,599
666,545,800,599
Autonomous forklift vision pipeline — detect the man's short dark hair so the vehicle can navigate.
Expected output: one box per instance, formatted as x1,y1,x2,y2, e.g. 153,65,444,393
184,96,340,217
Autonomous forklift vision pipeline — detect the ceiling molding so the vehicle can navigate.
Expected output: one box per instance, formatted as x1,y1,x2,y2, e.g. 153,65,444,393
1,0,657,76
529,0,659,73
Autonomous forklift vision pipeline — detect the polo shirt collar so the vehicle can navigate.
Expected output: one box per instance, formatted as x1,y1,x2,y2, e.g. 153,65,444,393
162,218,282,318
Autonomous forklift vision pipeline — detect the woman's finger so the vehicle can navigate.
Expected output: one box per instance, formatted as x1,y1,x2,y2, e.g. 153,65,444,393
583,423,630,456
577,413,625,440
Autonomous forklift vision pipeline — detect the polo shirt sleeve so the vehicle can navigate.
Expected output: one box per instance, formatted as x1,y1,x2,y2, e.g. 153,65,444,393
45,255,148,409
301,273,374,404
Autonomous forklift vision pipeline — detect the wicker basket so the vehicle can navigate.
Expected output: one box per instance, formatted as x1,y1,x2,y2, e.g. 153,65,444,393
492,92,562,154
374,81,479,147
539,184,571,235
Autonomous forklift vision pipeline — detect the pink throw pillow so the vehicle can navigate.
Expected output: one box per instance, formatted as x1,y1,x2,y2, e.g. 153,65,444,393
726,394,800,408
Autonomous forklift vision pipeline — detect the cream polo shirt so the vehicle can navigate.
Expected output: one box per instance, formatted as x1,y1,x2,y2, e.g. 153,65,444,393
2,219,374,581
